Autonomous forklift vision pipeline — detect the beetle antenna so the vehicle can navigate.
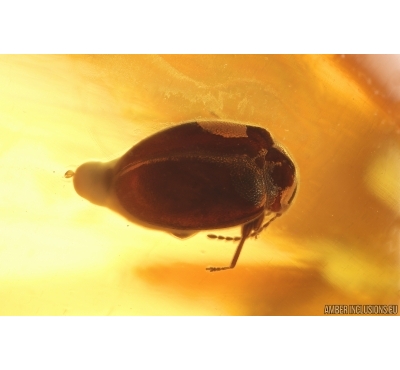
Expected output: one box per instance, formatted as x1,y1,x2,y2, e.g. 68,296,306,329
207,234,241,241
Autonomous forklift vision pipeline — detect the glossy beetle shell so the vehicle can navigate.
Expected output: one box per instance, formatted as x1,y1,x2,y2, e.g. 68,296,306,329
73,121,297,271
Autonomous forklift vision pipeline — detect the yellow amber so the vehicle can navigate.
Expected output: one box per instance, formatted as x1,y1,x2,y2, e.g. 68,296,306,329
0,55,398,315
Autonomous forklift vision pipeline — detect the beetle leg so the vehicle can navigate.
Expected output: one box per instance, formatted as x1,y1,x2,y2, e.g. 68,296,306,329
251,214,264,239
206,215,264,272
250,213,281,238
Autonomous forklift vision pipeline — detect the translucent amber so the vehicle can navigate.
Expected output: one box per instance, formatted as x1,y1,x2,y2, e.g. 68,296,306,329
0,55,398,315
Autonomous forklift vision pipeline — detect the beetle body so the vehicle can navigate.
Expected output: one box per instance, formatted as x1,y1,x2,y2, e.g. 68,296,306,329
72,121,297,271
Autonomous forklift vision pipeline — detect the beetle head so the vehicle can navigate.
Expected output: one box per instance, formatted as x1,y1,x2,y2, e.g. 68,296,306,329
264,146,297,214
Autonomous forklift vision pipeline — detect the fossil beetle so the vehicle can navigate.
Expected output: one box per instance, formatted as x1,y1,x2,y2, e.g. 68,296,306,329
71,121,297,272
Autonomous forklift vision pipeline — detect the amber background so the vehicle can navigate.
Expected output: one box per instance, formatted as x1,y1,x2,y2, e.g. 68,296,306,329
0,55,398,315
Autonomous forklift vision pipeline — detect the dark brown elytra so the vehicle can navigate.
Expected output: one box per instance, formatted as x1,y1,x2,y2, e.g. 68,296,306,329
111,121,297,272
